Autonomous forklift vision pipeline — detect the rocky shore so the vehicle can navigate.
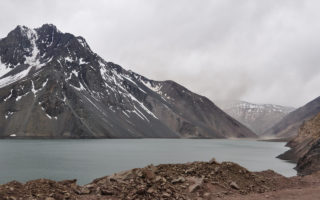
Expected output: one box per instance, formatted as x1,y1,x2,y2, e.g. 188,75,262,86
278,112,320,175
2,159,320,200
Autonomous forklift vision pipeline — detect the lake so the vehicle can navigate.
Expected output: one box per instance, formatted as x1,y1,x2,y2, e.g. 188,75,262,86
0,139,296,185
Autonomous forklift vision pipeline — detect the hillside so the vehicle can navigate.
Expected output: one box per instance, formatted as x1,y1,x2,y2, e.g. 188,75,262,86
278,112,320,175
263,96,320,139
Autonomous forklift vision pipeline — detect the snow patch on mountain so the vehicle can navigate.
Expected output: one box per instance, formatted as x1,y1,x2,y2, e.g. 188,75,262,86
0,66,33,88
22,27,41,68
0,57,13,78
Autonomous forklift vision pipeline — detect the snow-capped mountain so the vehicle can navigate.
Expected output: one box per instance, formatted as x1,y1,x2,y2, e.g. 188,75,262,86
219,100,295,135
0,24,256,138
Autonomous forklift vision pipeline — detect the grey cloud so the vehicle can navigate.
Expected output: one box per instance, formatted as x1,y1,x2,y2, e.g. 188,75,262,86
0,0,319,107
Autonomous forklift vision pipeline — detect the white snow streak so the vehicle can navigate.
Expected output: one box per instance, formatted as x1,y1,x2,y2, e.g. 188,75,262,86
4,89,13,102
0,65,32,88
46,113,52,119
127,93,158,119
65,57,73,63
5,111,13,119
16,92,29,101
23,28,41,68
0,56,13,78
79,58,88,65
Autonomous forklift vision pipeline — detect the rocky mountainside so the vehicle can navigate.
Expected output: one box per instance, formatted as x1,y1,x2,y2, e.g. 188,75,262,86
278,112,320,175
0,24,256,138
219,100,294,135
263,96,320,139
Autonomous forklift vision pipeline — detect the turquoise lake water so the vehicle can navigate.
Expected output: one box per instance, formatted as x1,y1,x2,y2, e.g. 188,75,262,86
0,139,296,185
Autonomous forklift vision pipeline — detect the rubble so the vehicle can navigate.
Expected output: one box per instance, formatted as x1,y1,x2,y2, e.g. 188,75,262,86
0,158,312,200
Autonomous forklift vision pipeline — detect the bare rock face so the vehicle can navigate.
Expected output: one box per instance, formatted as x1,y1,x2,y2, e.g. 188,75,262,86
278,112,320,175
297,139,320,175
263,96,320,139
219,100,294,135
0,24,256,138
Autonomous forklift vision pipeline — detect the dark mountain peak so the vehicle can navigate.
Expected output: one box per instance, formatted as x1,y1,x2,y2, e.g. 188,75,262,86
7,25,30,38
0,24,96,78
37,24,59,31
5,24,60,43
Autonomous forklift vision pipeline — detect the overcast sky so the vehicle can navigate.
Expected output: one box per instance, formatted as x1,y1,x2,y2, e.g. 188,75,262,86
1,0,319,107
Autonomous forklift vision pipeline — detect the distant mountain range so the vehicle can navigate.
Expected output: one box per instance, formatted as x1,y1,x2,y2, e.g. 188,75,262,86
263,96,320,139
0,24,256,138
219,100,295,135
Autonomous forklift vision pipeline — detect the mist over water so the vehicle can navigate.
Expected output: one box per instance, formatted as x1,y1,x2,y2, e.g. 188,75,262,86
0,139,296,185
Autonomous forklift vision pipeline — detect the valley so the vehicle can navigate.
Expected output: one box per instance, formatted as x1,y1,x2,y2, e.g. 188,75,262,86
1,24,320,200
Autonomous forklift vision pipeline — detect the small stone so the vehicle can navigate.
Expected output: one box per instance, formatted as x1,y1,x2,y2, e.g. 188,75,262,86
135,186,146,195
147,188,155,193
209,158,217,164
204,192,210,197
64,192,71,199
230,181,240,190
189,178,203,193
155,176,162,182
84,184,95,189
171,177,185,184
74,186,91,195
162,192,171,198
100,188,114,195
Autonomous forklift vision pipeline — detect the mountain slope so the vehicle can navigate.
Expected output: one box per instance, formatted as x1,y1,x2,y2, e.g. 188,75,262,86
278,112,320,175
0,24,256,138
219,100,294,135
263,96,320,139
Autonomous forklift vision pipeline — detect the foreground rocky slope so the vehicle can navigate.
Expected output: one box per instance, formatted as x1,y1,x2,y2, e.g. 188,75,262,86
220,100,294,135
0,24,256,138
1,159,318,200
279,112,320,175
263,96,320,139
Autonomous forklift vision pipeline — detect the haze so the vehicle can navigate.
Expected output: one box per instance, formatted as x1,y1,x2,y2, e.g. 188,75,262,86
1,0,319,107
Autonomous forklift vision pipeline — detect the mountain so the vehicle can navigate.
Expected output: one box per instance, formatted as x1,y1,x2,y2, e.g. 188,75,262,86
219,100,294,135
0,24,256,138
278,112,320,175
263,96,320,139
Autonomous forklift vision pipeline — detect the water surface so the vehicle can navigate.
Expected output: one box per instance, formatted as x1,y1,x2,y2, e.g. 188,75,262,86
0,139,296,185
